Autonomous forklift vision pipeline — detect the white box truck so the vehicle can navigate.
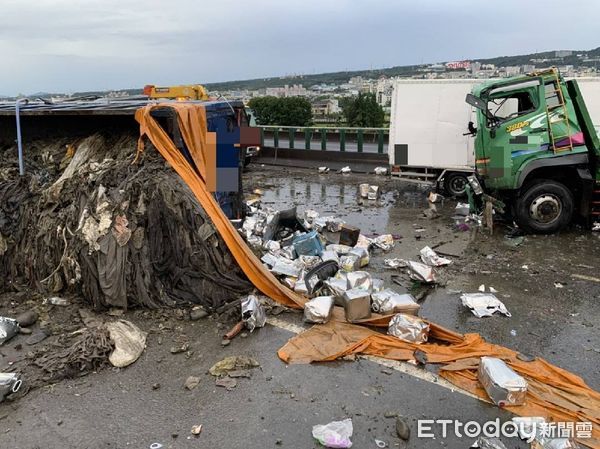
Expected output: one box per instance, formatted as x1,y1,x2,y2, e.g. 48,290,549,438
388,79,480,196
388,77,600,196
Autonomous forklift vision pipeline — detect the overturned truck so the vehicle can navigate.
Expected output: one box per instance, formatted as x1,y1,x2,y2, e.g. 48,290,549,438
0,99,259,311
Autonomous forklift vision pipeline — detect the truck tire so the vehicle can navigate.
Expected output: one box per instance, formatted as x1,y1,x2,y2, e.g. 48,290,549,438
444,172,469,197
514,180,574,234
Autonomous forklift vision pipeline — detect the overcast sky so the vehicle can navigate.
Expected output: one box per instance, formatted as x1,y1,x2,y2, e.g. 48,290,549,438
0,0,598,95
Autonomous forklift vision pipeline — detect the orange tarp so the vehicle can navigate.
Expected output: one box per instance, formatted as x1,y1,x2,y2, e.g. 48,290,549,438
135,103,306,309
136,103,600,448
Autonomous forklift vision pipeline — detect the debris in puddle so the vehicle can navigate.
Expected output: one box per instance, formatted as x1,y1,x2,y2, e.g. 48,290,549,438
373,166,388,175
318,166,330,174
372,234,395,251
419,246,451,266
312,418,353,448
461,293,511,318
340,166,352,174
209,356,260,377
405,261,437,284
388,313,429,343
478,357,528,407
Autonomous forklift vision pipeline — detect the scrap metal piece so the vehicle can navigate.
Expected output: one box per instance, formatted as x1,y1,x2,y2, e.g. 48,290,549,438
419,246,451,267
241,295,267,332
372,289,419,315
304,296,335,324
478,356,528,407
387,313,429,343
0,373,22,403
0,317,20,346
461,293,511,318
371,278,385,293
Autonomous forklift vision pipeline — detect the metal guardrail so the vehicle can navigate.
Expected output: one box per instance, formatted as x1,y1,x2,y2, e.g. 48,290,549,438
258,126,389,154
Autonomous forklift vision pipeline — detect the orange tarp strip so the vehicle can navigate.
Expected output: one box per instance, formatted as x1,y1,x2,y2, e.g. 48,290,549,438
278,315,600,448
135,103,599,448
134,103,306,309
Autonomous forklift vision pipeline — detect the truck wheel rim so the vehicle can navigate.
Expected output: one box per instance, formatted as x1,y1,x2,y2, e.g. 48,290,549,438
449,176,467,194
530,194,561,224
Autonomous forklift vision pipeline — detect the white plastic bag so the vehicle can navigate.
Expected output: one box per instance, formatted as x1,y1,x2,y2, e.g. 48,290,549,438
312,418,353,448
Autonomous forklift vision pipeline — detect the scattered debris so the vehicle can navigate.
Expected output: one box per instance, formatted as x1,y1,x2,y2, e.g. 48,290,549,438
26,329,50,346
461,293,511,318
184,376,200,390
388,314,429,343
224,321,245,340
209,356,260,377
371,290,419,314
478,357,528,406
340,166,352,174
0,373,22,403
318,166,330,174
215,376,237,390
343,288,372,322
191,424,203,435
170,343,190,354
384,258,407,269
106,320,147,368
189,306,208,321
405,261,437,284
45,297,70,306
419,246,451,267
395,416,411,441
373,167,388,175
372,234,394,251
0,317,20,345
473,436,508,449
312,418,353,448
241,295,267,332
374,439,387,448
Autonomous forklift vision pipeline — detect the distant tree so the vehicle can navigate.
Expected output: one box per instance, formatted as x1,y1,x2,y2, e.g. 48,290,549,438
340,93,385,127
248,96,312,126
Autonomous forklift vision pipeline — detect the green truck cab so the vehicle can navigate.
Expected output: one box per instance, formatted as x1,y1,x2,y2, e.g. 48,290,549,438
466,68,600,233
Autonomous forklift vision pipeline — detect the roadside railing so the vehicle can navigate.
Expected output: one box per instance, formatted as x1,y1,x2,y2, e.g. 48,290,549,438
258,126,389,154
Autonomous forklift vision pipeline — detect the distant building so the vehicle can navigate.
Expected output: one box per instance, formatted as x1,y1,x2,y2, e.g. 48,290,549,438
555,50,573,58
265,84,308,97
312,99,341,116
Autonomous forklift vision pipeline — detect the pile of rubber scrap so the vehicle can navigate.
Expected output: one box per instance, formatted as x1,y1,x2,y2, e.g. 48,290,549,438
0,133,251,311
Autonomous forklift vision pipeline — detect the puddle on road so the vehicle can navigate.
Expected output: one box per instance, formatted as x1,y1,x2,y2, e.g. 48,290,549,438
249,174,432,235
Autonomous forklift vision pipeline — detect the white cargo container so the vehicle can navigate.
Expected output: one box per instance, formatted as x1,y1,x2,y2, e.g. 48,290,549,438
388,77,600,196
388,79,480,196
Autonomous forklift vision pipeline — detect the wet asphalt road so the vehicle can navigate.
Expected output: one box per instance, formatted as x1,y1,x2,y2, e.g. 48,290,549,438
1,165,598,448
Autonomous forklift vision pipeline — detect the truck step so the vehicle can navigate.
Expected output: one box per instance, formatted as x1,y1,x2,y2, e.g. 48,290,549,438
391,171,437,179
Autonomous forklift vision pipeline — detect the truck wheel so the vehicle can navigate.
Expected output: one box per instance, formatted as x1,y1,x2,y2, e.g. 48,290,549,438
514,180,573,234
444,172,469,197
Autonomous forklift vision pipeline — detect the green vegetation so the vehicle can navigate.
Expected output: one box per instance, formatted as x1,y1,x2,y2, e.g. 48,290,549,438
340,93,385,127
247,96,313,126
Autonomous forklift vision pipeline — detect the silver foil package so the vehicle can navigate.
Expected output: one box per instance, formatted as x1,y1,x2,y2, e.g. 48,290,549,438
0,373,22,403
346,271,372,292
241,295,267,332
348,247,369,267
478,356,528,407
387,313,429,343
0,317,20,346
372,289,419,315
342,288,372,322
303,296,335,324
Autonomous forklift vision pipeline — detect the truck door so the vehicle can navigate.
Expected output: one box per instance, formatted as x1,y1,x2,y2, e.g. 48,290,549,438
480,79,549,189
